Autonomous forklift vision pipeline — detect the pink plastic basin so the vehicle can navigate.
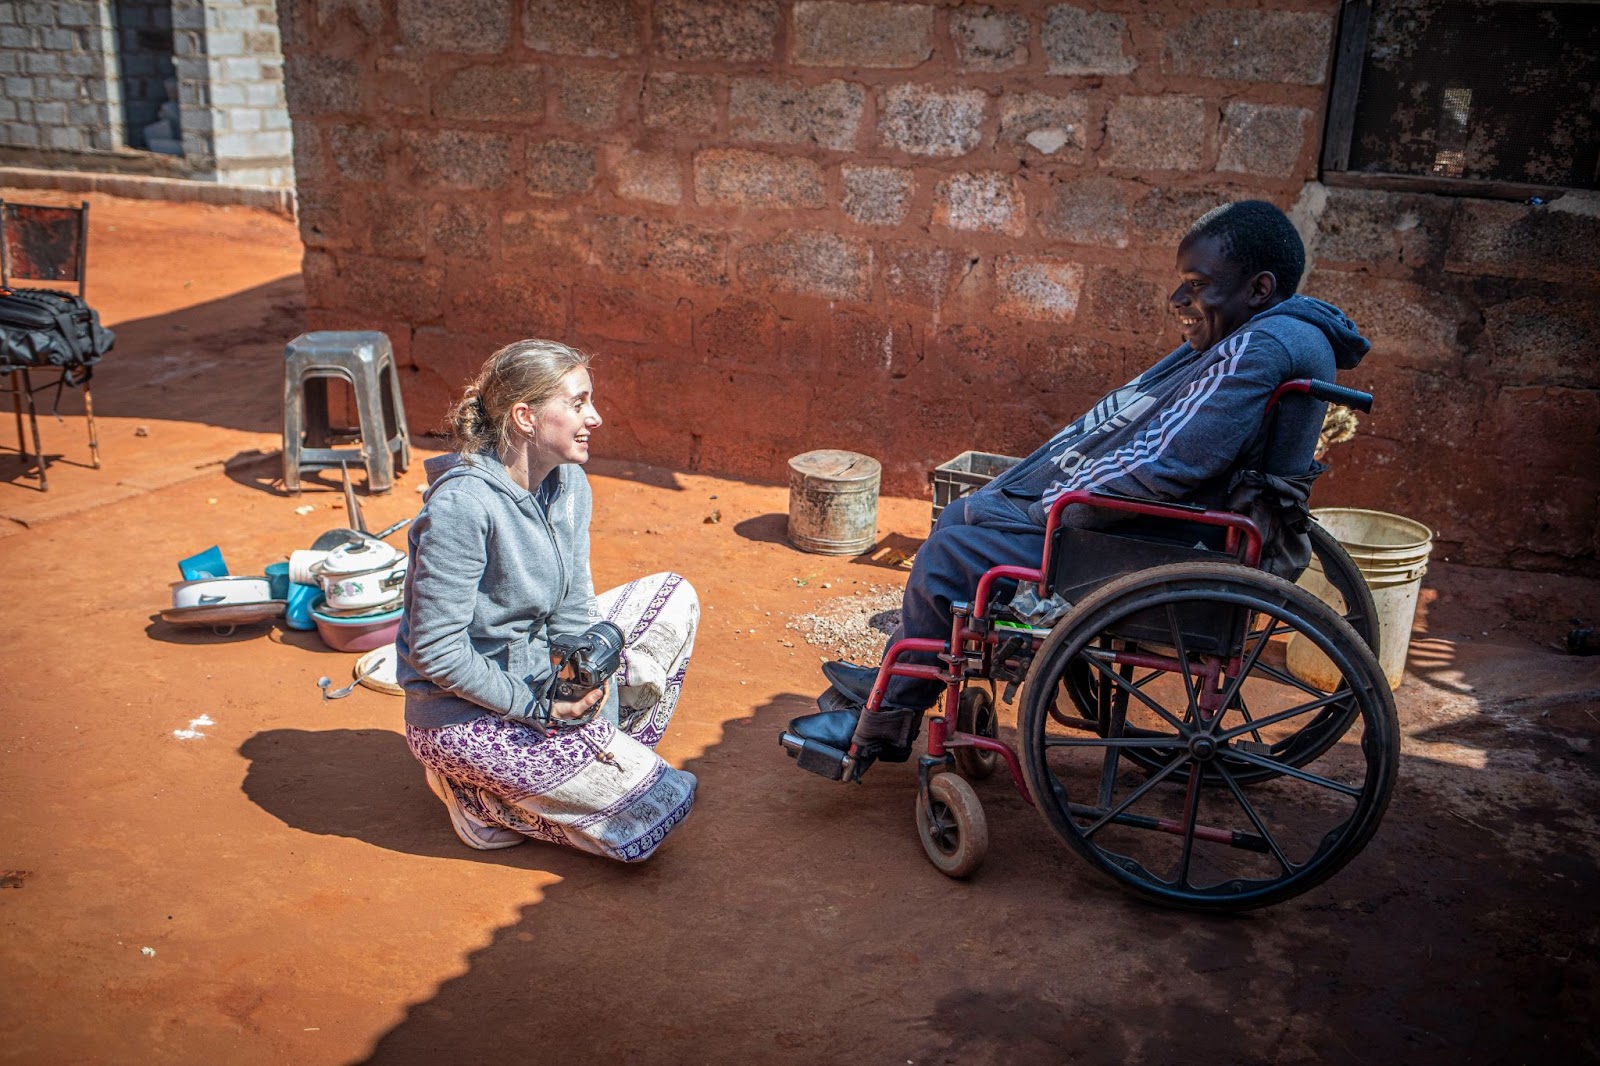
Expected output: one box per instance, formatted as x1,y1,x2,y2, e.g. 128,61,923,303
311,603,402,653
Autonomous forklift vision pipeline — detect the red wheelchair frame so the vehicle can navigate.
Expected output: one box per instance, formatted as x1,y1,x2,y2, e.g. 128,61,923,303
859,487,1267,790
855,378,1367,786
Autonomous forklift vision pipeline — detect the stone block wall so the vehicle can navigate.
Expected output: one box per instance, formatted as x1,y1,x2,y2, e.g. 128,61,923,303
282,0,1597,571
1297,186,1600,570
0,0,292,187
0,0,122,152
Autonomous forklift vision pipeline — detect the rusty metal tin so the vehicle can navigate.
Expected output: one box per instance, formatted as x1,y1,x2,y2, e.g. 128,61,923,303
786,450,882,555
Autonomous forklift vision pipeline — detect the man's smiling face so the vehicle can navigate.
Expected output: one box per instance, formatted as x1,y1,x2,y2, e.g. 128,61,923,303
1169,234,1271,352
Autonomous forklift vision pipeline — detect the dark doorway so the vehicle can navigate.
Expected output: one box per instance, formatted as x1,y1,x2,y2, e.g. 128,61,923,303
112,0,181,155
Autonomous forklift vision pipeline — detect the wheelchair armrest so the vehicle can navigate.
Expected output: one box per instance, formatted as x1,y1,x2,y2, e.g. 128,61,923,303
1075,488,1208,514
1046,525,1249,633
1041,489,1264,573
972,564,1046,624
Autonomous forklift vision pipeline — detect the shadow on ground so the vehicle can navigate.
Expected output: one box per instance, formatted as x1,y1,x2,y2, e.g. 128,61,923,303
733,512,787,544
86,278,304,433
0,446,77,488
239,691,1599,1065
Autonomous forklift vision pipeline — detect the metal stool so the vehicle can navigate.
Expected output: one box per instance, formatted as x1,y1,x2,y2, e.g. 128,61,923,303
282,331,411,495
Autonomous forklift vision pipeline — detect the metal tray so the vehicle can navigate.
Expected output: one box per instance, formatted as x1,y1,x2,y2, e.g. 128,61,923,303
160,600,286,632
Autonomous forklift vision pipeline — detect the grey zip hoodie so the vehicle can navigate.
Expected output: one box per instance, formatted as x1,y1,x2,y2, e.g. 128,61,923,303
397,451,608,730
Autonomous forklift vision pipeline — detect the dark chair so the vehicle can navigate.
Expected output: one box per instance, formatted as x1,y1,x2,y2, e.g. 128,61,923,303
1,199,101,490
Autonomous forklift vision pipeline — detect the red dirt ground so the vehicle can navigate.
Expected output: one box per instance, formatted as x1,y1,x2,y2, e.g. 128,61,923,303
2,190,1598,1065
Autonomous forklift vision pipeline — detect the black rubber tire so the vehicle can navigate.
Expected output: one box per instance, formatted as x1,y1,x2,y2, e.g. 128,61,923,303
1018,561,1397,912
1061,525,1381,783
915,773,989,879
952,686,1001,780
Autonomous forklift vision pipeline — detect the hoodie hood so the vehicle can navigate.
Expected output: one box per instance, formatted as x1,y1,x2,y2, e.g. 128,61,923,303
1250,294,1371,370
422,450,562,506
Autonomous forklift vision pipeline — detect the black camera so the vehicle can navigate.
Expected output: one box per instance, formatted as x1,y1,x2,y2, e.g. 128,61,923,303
547,620,625,704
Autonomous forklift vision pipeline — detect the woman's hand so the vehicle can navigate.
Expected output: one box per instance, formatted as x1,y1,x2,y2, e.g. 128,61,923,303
549,679,609,722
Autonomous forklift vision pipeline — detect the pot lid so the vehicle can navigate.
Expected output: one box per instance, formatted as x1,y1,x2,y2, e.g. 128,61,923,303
323,554,409,585
788,449,881,483
315,538,405,575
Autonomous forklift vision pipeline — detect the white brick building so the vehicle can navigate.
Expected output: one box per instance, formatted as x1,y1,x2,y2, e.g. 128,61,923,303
0,0,292,188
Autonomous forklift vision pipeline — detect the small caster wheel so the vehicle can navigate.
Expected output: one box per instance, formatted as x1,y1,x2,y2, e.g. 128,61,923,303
953,685,1001,780
915,772,989,878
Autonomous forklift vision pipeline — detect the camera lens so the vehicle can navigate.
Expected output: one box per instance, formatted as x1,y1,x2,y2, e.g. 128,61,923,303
590,620,624,658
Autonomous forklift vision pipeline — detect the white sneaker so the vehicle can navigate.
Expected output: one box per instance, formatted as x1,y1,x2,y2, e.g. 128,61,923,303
423,766,525,850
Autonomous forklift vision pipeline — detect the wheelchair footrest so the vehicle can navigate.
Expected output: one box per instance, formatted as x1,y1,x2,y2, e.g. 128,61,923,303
779,731,847,781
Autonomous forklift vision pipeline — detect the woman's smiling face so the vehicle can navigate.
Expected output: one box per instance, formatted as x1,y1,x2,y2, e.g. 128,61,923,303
1169,234,1271,352
530,367,601,467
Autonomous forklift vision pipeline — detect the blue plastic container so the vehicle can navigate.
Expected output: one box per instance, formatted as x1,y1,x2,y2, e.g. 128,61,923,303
265,562,291,602
285,581,324,631
179,545,227,580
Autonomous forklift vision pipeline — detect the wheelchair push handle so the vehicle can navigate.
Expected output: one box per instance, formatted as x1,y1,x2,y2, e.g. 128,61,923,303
1270,378,1374,414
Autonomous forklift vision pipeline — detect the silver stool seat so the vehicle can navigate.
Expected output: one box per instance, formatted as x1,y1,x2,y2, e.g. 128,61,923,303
282,330,411,495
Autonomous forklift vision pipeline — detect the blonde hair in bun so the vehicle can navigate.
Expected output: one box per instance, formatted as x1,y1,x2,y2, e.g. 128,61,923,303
448,339,590,457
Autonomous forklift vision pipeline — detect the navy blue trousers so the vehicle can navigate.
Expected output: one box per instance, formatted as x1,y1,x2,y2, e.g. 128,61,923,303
881,490,1045,709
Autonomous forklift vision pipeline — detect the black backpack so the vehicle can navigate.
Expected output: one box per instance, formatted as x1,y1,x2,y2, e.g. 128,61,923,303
0,286,115,386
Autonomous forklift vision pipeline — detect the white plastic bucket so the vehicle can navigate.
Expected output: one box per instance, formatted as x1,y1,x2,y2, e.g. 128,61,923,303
1287,508,1433,691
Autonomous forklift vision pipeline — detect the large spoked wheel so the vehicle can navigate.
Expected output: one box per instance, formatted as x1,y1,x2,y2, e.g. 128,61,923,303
1018,562,1397,911
915,773,989,878
952,686,1001,780
1061,526,1381,783
1232,522,1382,773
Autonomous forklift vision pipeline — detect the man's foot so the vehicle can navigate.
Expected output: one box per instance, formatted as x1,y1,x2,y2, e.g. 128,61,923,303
786,706,862,752
786,693,923,766
821,659,879,704
424,767,526,851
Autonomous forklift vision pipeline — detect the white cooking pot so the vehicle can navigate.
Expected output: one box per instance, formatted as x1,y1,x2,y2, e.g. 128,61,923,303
314,537,404,576
319,554,408,611
170,574,275,609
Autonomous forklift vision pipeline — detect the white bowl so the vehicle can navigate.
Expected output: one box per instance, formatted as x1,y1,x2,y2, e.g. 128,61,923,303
170,575,274,609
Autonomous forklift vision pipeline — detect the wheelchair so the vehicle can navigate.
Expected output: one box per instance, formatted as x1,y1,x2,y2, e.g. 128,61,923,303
781,379,1396,912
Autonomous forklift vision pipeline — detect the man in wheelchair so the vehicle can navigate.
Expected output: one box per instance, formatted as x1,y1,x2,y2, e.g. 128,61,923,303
787,199,1371,780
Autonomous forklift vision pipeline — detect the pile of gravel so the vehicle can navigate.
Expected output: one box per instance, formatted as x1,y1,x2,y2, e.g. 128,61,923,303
787,585,903,663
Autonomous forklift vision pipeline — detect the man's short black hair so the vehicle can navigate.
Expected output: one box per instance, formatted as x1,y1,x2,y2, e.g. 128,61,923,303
1183,200,1305,296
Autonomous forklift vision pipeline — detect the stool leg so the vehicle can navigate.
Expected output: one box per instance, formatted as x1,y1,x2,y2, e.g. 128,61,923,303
352,368,394,494
381,360,411,474
21,369,47,491
283,366,304,495
83,384,100,468
9,372,24,461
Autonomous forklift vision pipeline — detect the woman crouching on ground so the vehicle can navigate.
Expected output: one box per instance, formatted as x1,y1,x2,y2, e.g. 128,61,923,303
397,339,699,862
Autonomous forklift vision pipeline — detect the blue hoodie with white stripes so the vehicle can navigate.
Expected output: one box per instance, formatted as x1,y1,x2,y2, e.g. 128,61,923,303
982,294,1370,527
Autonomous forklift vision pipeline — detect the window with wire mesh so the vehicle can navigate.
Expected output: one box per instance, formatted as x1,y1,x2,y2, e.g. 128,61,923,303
1327,0,1600,190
